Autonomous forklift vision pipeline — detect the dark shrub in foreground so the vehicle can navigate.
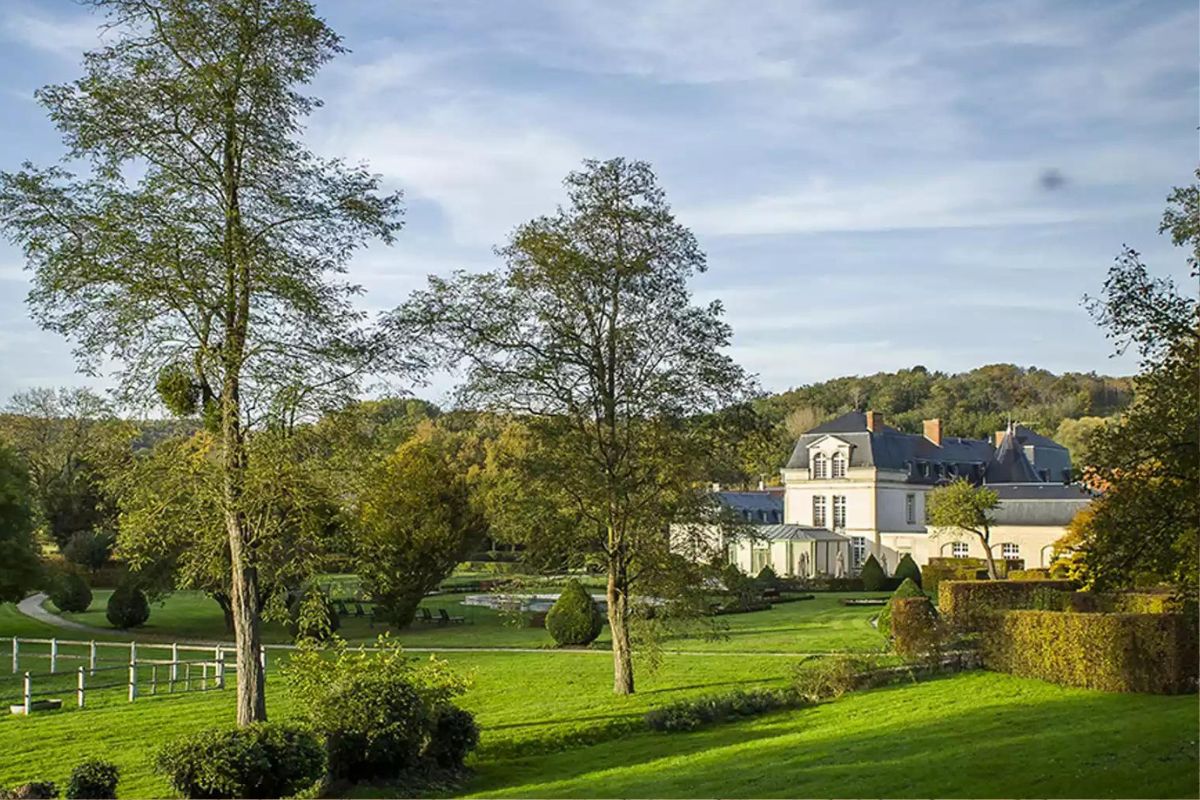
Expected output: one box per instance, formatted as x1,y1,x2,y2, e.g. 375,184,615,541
1,782,57,799
425,705,480,768
645,688,803,732
545,579,603,646
284,638,478,781
65,759,119,800
105,583,149,629
154,723,325,799
49,572,92,614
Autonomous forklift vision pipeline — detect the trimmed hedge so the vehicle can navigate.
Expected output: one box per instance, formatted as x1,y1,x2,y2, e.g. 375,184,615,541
877,577,925,633
981,610,1198,694
1009,568,1051,580
105,583,150,629
893,553,922,587
922,559,987,596
938,579,1075,630
859,554,887,591
49,573,92,614
890,596,944,663
1102,592,1181,615
545,579,604,646
645,688,804,732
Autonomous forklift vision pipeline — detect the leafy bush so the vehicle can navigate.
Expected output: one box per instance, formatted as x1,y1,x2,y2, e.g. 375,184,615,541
877,577,925,633
284,636,475,781
893,553,922,587
62,531,114,572
48,572,92,614
65,760,119,800
1009,568,1051,581
938,579,1076,630
1101,592,1182,614
792,654,879,701
424,705,480,768
155,723,324,799
105,583,149,629
858,554,887,591
287,588,341,643
0,783,57,800
644,688,803,732
545,579,604,646
754,565,781,591
890,596,945,665
981,610,1198,694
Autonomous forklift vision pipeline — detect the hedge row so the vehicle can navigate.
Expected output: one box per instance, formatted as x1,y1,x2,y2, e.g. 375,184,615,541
938,579,1075,629
1008,568,1051,580
981,610,1198,694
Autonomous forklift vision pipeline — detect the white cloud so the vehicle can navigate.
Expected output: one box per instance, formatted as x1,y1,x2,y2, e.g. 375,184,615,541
2,8,105,58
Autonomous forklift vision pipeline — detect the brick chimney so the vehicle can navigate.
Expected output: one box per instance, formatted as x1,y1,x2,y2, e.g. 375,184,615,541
923,418,943,446
865,410,883,432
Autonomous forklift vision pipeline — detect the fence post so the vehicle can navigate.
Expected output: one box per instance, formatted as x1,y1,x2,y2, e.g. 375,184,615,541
217,652,226,690
23,672,31,715
11,637,17,674
77,667,85,709
128,661,138,702
130,641,137,664
260,646,267,675
170,643,179,684
49,638,58,673
89,640,96,674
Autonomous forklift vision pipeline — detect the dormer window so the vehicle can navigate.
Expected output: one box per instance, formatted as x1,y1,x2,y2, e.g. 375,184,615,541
831,452,847,478
812,453,829,479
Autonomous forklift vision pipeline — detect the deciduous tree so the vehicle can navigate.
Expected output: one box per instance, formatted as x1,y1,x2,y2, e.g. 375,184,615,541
0,0,406,724
0,442,41,603
927,480,1001,579
401,159,750,693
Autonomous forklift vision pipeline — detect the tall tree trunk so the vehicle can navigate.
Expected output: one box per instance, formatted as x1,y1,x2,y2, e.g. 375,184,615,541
606,549,634,695
978,531,1000,580
212,592,235,633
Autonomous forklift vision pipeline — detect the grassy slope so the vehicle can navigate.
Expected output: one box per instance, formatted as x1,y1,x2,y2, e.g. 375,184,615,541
55,590,890,652
462,672,1200,799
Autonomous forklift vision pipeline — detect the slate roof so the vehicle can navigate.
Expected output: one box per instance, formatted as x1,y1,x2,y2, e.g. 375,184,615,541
1014,425,1067,451
984,432,1042,483
991,483,1093,525
715,491,784,523
748,524,850,542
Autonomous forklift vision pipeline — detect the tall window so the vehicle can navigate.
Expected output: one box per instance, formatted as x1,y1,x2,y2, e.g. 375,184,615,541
812,453,828,479
831,452,847,478
851,536,867,567
951,541,969,558
832,495,847,530
905,493,916,525
727,542,739,566
812,495,827,528
1001,542,1020,559
751,545,770,575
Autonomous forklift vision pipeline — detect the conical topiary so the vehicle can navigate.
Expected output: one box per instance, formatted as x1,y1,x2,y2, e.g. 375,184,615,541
894,553,922,587
545,579,604,646
878,576,926,633
859,553,887,591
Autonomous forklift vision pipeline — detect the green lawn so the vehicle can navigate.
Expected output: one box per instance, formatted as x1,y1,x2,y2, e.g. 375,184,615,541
53,590,890,653
460,671,1199,799
0,650,1193,799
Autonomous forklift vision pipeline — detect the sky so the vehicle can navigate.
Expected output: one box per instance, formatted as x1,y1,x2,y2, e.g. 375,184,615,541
0,0,1195,406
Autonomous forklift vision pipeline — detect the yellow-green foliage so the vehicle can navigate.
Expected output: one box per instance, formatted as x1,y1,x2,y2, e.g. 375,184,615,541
938,579,1075,630
981,611,1198,694
1009,568,1052,580
1102,592,1181,614
890,596,944,664
922,558,988,596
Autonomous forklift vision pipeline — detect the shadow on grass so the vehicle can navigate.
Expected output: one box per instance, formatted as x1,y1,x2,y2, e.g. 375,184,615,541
465,674,1200,799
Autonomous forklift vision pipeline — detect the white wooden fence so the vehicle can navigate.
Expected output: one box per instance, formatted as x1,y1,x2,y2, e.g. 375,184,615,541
3,637,272,714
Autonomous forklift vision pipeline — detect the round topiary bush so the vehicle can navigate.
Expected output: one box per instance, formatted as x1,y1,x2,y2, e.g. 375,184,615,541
877,577,926,633
65,759,119,800
894,553,922,587
545,579,604,646
154,723,325,799
859,553,887,591
105,583,150,629
49,572,92,614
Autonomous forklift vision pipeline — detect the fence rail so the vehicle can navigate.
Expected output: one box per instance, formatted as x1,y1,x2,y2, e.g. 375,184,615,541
1,637,267,715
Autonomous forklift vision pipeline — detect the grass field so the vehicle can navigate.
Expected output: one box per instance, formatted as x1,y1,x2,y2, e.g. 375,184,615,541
53,590,891,653
0,651,1194,799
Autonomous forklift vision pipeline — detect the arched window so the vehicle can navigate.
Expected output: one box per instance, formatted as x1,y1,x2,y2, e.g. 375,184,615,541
812,453,828,479
831,452,847,478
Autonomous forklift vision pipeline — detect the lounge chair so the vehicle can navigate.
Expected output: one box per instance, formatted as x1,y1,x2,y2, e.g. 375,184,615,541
416,607,435,624
438,608,465,625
